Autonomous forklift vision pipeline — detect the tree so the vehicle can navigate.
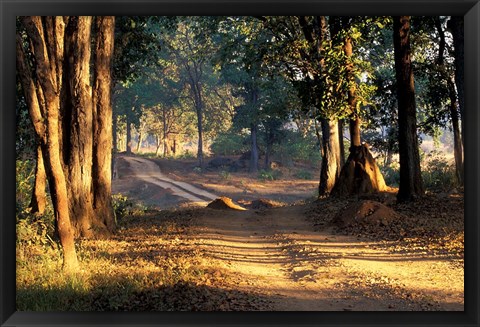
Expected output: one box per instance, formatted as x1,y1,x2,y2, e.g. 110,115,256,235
162,18,216,168
16,16,116,271
393,16,425,201
447,17,464,147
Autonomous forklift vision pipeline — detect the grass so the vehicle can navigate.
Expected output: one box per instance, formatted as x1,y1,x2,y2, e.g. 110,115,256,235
16,209,209,311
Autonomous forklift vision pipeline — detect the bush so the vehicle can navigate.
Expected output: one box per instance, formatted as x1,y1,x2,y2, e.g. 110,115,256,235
219,170,231,180
16,159,35,215
378,161,400,187
421,152,458,191
273,131,321,166
210,132,249,156
112,194,135,220
258,169,282,181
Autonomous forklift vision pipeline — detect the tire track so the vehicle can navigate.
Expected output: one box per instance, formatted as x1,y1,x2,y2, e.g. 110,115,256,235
122,156,218,206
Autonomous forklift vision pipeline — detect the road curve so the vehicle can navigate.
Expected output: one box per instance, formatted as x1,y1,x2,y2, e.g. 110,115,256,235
121,156,218,207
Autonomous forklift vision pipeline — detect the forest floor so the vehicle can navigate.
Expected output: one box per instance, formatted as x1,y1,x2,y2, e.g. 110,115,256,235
110,154,464,311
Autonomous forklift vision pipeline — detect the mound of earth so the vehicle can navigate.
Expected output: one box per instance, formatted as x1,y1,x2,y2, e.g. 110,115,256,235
332,200,401,228
249,198,284,209
207,197,247,211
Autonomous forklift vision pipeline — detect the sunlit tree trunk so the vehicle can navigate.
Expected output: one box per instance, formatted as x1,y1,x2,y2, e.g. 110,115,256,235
92,16,116,233
63,16,96,238
17,16,78,271
18,15,117,269
126,114,132,154
393,16,424,202
29,144,47,215
319,118,341,196
344,35,362,149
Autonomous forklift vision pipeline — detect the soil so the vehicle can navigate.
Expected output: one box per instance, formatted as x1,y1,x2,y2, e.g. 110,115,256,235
111,154,464,311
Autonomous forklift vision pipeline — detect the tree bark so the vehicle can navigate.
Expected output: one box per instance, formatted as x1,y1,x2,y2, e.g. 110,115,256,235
448,78,464,186
319,118,341,196
18,15,117,269
393,16,424,202
64,16,96,238
136,131,143,153
29,144,47,215
338,120,345,166
344,35,362,149
126,113,132,154
448,17,464,147
250,124,259,173
19,16,79,271
92,16,116,234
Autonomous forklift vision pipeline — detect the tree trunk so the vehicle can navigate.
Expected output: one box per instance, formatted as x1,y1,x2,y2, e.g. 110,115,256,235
338,120,345,166
64,16,96,239
448,17,464,147
448,78,464,186
349,117,361,148
112,111,118,153
136,131,143,153
92,16,116,234
112,111,118,179
29,144,47,215
393,16,424,202
344,35,362,149
18,16,79,271
19,15,117,269
126,114,132,154
250,124,259,173
196,105,204,168
319,118,341,196
156,135,162,156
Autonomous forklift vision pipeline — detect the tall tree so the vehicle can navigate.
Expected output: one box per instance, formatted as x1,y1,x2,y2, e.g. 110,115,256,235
393,16,425,201
17,16,116,270
447,17,464,147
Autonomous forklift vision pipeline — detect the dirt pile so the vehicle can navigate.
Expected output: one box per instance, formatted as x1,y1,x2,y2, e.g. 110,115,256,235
332,200,401,228
207,197,247,211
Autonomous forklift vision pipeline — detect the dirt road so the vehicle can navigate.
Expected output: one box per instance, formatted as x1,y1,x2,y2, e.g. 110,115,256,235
112,155,464,311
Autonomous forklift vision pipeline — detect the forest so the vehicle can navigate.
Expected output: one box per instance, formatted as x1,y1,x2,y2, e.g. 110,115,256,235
15,16,464,311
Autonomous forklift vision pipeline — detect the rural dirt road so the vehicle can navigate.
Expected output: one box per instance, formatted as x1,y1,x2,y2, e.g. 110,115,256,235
113,155,464,311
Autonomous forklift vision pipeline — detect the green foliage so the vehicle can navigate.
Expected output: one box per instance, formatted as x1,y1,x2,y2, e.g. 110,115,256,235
378,161,400,187
219,170,231,180
258,169,282,181
272,131,321,166
421,151,458,191
16,159,35,215
210,132,249,156
112,194,135,220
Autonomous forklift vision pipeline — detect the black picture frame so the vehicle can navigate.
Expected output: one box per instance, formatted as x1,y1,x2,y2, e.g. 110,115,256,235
1,1,479,326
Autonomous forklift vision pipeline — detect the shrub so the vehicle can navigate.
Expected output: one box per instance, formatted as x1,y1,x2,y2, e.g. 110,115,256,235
273,131,321,166
258,169,282,181
112,194,134,220
421,152,458,191
378,161,400,187
219,170,231,180
16,159,35,215
210,132,249,156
